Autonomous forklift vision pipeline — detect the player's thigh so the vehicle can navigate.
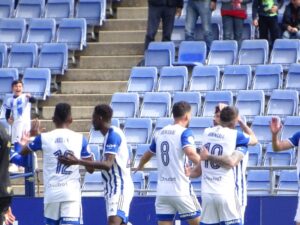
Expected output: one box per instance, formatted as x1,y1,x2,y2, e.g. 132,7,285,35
200,193,219,225
60,201,82,225
216,194,242,225
173,195,201,222
44,203,60,225
155,196,176,222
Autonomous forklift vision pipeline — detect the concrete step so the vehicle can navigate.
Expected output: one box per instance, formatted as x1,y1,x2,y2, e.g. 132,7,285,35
99,30,162,43
40,119,92,132
79,55,143,69
58,69,130,81
117,7,147,19
101,19,147,31
39,94,112,107
117,0,147,7
81,42,144,56
61,81,127,94
42,106,95,120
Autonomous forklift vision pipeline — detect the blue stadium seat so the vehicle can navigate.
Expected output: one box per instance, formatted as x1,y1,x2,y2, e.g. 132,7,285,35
189,117,213,145
221,65,251,94
38,43,68,75
57,18,87,51
110,92,139,119
267,90,299,117
124,118,152,146
264,143,293,166
144,49,172,69
8,43,38,74
175,41,206,66
281,116,300,140
173,92,201,116
242,18,255,40
0,68,18,99
140,92,171,118
207,40,238,68
171,18,185,46
248,143,263,166
127,66,158,95
148,41,175,64
202,91,233,117
191,177,201,195
131,171,145,195
235,90,265,121
153,117,174,134
26,18,56,45
0,43,7,67
133,144,157,169
82,171,104,196
0,0,15,18
277,170,298,195
247,170,271,195
285,63,300,91
15,0,45,19
111,118,120,128
270,39,300,69
147,171,158,196
251,116,274,144
0,18,26,45
189,65,220,94
76,0,106,26
22,68,51,100
45,0,74,23
158,66,188,93
252,64,283,95
238,39,269,66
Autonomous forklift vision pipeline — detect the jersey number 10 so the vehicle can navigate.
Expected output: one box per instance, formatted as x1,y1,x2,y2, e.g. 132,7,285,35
204,143,223,169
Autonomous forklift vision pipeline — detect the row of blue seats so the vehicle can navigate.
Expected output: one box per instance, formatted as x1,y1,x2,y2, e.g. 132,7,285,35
145,40,299,70
0,0,105,25
0,18,86,49
111,89,299,120
0,43,68,76
128,64,300,96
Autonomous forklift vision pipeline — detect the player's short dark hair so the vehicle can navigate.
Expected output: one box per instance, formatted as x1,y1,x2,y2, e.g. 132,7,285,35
11,80,23,87
172,101,191,119
94,104,113,122
220,106,239,124
53,103,71,124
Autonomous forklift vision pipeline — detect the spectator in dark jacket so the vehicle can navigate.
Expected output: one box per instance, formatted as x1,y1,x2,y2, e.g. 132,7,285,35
282,0,300,39
252,0,281,47
144,0,183,50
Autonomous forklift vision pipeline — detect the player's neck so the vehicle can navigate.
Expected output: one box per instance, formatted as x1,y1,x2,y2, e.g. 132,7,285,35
100,127,109,136
174,120,187,128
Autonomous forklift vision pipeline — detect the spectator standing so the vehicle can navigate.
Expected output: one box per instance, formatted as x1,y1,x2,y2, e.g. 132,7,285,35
185,0,216,49
144,0,183,50
252,0,281,47
282,0,300,39
221,0,251,47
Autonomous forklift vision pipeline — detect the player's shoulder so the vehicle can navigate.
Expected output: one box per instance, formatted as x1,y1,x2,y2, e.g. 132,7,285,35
107,126,124,140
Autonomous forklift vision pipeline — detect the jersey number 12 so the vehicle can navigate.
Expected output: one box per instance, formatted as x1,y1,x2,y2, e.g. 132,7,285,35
54,150,73,175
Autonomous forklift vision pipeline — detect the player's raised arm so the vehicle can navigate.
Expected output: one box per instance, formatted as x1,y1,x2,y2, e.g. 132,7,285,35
270,117,295,151
237,117,258,146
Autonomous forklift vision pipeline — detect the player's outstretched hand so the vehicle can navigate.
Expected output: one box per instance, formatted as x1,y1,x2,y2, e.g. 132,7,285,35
20,131,30,146
270,117,282,135
58,154,79,166
4,207,15,225
30,118,46,137
200,147,209,161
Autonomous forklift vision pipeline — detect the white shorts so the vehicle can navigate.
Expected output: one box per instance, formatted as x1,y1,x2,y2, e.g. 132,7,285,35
294,197,300,222
155,193,201,221
105,192,133,224
44,201,82,225
200,193,242,225
11,121,30,143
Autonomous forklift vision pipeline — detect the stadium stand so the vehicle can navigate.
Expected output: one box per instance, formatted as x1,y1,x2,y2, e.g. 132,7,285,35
173,92,201,116
277,170,298,195
189,117,214,145
202,91,233,117
45,0,74,23
247,170,271,195
264,143,294,166
0,68,18,99
26,18,56,45
175,41,206,66
251,116,274,145
281,116,300,140
0,18,26,45
285,63,300,91
110,92,139,119
15,0,45,20
0,43,7,67
0,0,15,18
248,143,263,166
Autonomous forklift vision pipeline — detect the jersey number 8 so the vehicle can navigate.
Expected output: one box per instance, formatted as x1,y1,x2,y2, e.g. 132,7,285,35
160,141,170,166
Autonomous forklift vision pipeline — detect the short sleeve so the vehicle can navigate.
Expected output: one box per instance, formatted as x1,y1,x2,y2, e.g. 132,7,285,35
149,138,156,153
28,135,42,151
181,129,195,149
236,131,250,148
81,136,92,158
104,130,121,154
236,146,248,155
288,132,300,147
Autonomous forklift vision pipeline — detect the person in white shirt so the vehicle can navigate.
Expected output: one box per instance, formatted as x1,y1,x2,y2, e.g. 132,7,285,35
20,103,94,225
136,101,201,225
270,116,300,225
59,104,134,225
187,106,257,225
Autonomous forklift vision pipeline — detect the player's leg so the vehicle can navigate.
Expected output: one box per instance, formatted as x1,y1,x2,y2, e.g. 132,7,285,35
175,194,201,225
217,193,242,225
155,196,176,225
200,193,220,225
44,203,60,225
60,201,82,225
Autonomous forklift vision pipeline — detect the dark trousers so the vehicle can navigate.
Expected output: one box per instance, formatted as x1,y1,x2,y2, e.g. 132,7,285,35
144,5,176,50
258,15,280,47
0,197,12,225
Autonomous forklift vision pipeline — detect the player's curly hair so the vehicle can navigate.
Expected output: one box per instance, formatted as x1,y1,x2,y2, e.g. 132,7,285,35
94,104,113,122
172,101,191,119
52,103,72,124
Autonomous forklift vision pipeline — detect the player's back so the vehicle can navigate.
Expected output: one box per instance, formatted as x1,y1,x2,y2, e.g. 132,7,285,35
154,124,193,196
201,125,238,195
